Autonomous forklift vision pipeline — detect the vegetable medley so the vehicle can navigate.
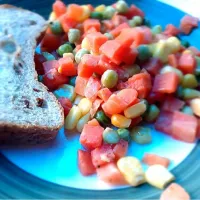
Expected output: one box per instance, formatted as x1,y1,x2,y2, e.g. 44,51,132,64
35,0,200,198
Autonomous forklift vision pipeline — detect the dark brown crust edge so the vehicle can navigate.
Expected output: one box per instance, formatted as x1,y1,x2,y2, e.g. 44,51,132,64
0,5,64,145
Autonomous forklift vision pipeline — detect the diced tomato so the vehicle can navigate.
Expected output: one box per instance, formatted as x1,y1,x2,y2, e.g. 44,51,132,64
85,32,108,54
147,91,166,104
155,111,198,143
78,54,100,77
34,54,46,75
91,144,115,168
90,98,103,118
160,183,190,200
161,96,185,112
197,119,200,138
97,162,126,185
58,57,77,76
43,68,68,91
180,15,198,35
117,89,138,107
111,14,128,27
100,40,127,65
59,14,78,32
130,116,143,127
66,4,84,22
113,139,128,159
122,47,138,65
84,77,101,102
58,97,72,116
87,119,100,126
110,22,130,38
78,150,96,176
101,20,114,32
142,153,170,168
53,0,67,17
102,94,127,115
40,33,61,52
80,124,104,150
153,72,179,94
75,76,88,96
83,19,101,33
117,81,129,90
142,57,163,76
178,53,196,74
121,4,144,19
98,88,112,102
168,54,179,68
163,24,180,36
128,72,152,98
188,46,200,57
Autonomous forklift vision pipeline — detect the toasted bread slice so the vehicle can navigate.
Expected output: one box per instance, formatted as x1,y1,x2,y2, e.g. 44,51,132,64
0,5,64,144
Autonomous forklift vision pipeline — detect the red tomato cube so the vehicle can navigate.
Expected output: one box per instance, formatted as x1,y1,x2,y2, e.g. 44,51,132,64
74,76,88,96
180,15,198,35
58,97,72,116
113,139,128,159
58,57,77,76
83,19,101,32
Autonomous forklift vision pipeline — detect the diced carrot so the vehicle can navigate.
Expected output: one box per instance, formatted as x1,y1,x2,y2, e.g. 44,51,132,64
101,20,114,32
90,98,103,118
180,15,198,35
58,57,77,76
84,76,101,102
85,32,108,54
163,24,180,36
53,0,67,17
121,4,144,19
87,119,100,126
66,4,84,22
111,14,128,27
83,19,101,33
128,72,152,98
75,76,88,96
59,14,78,32
110,22,130,38
142,153,170,168
168,54,179,68
78,54,100,77
178,53,196,74
98,88,112,102
160,183,190,200
153,72,179,94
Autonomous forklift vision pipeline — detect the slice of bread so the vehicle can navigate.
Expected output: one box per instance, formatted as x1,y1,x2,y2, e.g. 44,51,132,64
0,5,64,144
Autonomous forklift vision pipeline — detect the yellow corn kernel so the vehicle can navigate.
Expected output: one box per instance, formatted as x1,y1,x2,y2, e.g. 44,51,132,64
73,95,84,105
80,5,91,22
95,4,105,12
117,157,146,186
111,114,131,128
78,98,92,116
65,105,82,130
81,37,90,50
145,164,175,189
49,11,56,21
124,102,146,119
76,113,91,132
63,53,75,61
166,36,181,54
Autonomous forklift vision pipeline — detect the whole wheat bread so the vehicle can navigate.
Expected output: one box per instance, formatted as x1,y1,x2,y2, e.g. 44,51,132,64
0,5,64,144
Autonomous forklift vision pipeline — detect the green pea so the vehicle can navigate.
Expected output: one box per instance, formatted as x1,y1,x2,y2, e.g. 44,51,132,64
57,44,73,56
131,126,152,144
144,104,160,122
129,19,137,28
75,48,90,64
38,75,43,82
176,86,184,98
181,74,198,88
143,18,151,27
116,0,129,14
103,128,120,144
50,20,63,35
95,110,110,125
151,25,162,35
68,29,81,44
54,84,76,102
90,11,103,20
182,106,193,115
42,52,55,61
104,32,114,40
132,16,143,26
137,45,152,61
182,88,200,100
195,56,200,76
69,76,77,87
117,128,130,142
181,40,190,48
103,6,116,19
101,70,118,88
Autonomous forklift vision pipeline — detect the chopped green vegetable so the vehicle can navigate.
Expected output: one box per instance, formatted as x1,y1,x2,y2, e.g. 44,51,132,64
131,126,152,144
143,18,151,27
103,6,116,19
95,110,110,125
181,74,198,88
182,88,200,100
101,70,118,88
137,45,152,61
57,43,73,56
181,40,190,48
116,0,128,13
42,52,55,61
176,86,184,98
68,29,81,44
151,25,162,35
75,48,90,64
103,128,120,144
117,128,130,141
144,104,160,122
181,106,194,115
50,20,63,35
90,11,103,20
132,16,143,26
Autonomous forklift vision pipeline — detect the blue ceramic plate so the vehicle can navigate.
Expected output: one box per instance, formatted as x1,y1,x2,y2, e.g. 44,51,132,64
0,0,200,199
